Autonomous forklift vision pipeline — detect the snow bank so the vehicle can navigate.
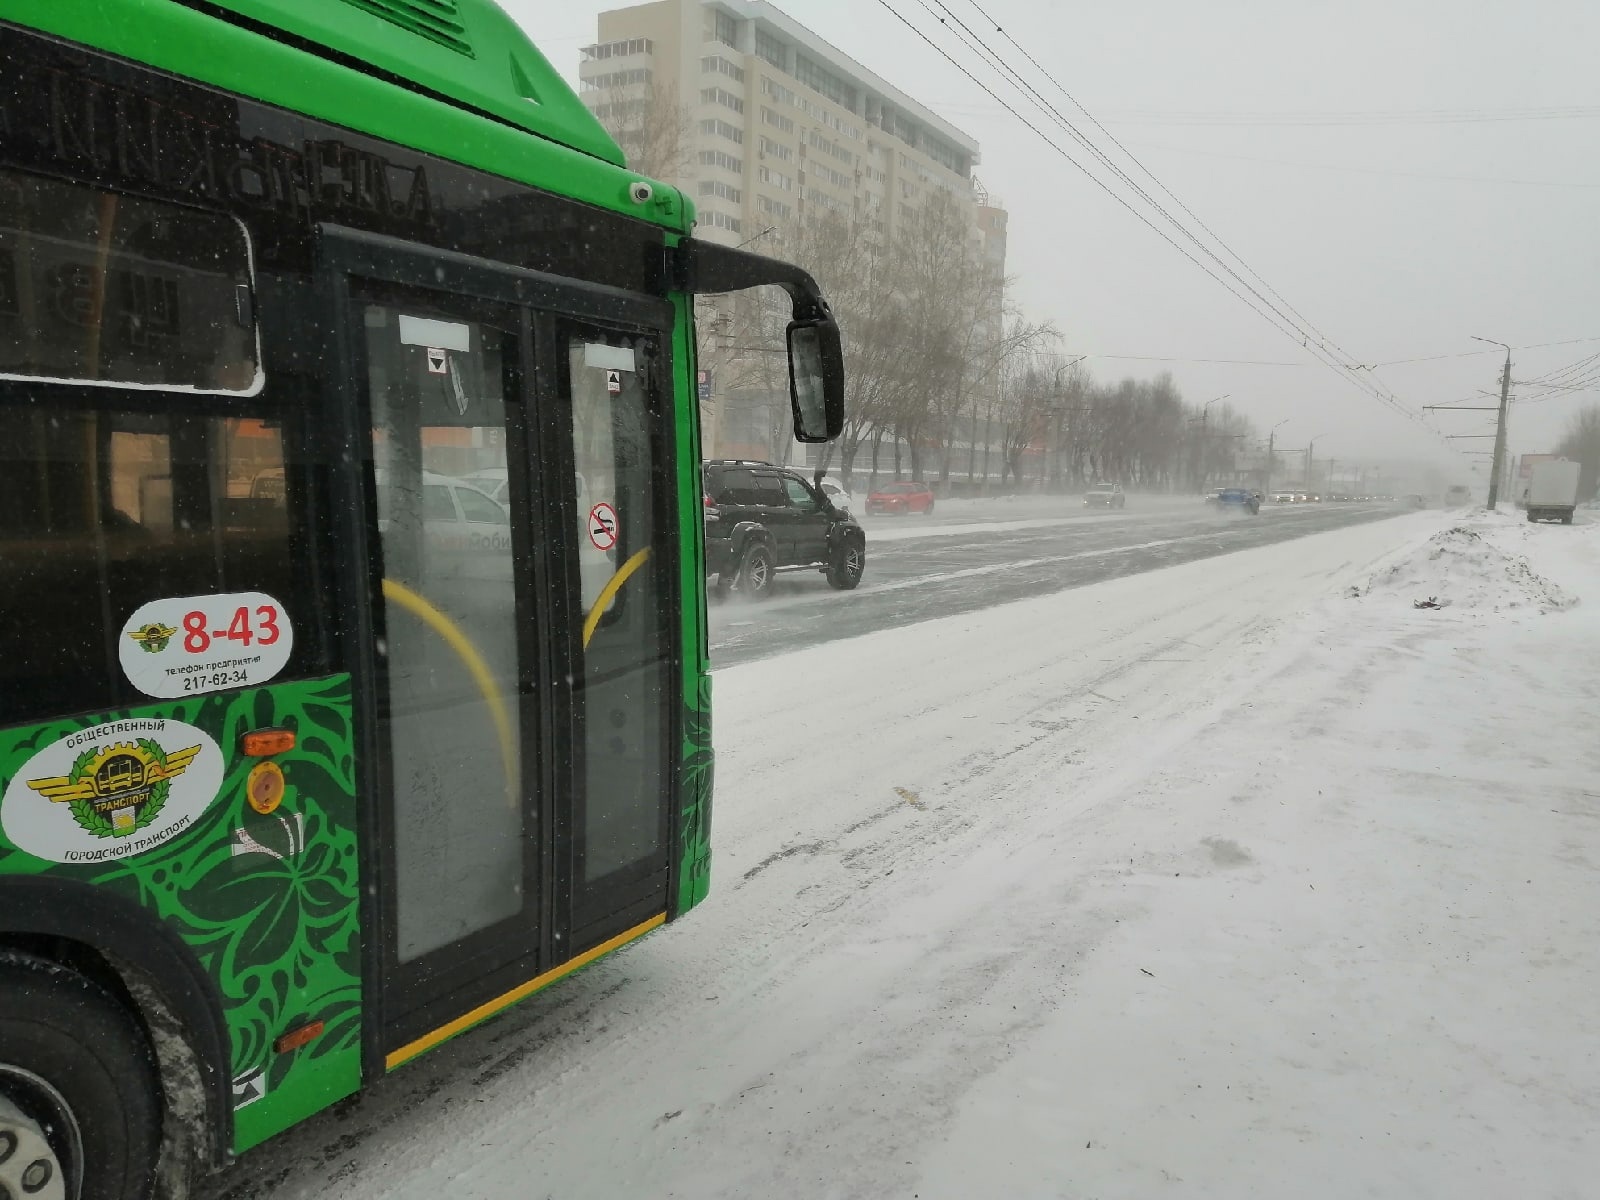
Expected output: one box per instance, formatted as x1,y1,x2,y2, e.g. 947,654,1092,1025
1357,513,1578,612
919,507,1600,1199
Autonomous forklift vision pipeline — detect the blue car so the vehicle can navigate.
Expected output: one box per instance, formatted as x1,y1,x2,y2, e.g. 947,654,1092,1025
1211,487,1261,514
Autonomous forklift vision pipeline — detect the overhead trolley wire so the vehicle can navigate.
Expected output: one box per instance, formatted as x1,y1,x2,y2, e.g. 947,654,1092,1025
869,2,1339,381
884,0,1435,435
948,0,1437,426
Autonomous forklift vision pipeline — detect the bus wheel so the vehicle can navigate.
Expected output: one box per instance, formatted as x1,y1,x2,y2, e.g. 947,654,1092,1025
735,543,775,600
0,953,162,1200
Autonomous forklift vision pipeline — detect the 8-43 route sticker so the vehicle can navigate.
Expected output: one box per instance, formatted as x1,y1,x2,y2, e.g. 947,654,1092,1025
118,592,294,698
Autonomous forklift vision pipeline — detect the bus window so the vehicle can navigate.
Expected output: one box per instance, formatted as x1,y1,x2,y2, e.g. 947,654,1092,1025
0,405,304,724
567,334,667,894
0,169,260,394
361,304,528,962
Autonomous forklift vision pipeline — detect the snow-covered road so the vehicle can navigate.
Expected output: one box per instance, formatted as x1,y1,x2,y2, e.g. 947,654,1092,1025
214,510,1600,1199
711,496,1406,666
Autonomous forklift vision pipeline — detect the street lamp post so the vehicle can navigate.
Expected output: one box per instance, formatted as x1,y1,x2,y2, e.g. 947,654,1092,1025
1047,355,1087,491
1470,336,1512,509
1195,394,1229,490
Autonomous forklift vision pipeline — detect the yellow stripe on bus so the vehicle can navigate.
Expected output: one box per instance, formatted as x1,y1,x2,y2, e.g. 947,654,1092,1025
385,913,667,1070
380,578,517,806
581,548,652,649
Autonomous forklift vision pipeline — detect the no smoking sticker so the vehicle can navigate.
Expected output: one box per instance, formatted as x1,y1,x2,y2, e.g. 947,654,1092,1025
588,502,619,551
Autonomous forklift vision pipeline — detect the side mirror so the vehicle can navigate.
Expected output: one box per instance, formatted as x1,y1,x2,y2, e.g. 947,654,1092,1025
787,318,845,443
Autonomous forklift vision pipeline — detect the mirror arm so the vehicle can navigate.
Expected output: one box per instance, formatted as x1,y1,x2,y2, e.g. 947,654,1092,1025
673,239,833,323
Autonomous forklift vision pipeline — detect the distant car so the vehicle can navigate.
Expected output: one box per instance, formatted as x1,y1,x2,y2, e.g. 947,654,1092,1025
817,476,855,513
463,467,510,506
1444,485,1472,506
250,468,286,504
1212,487,1260,515
1271,492,1295,504
865,480,935,516
1084,483,1126,508
464,467,588,509
370,469,514,582
703,460,866,598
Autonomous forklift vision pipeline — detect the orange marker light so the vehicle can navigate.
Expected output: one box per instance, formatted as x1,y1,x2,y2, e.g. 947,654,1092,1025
273,1020,324,1055
241,728,295,757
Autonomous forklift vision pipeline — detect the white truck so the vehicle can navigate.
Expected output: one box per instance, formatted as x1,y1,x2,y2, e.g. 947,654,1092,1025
1524,459,1581,525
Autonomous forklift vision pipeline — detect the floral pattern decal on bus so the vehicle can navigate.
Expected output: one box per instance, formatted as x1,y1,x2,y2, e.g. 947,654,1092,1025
0,676,361,1154
678,673,714,914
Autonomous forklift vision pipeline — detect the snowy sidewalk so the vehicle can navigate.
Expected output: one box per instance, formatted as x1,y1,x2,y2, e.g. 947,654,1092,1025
920,509,1600,1198
226,510,1600,1200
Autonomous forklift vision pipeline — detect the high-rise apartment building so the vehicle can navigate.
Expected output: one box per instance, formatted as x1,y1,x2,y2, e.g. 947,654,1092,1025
580,0,1008,470
579,0,984,248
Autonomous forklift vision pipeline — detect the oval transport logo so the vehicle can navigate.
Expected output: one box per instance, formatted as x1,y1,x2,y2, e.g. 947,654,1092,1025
2,718,225,864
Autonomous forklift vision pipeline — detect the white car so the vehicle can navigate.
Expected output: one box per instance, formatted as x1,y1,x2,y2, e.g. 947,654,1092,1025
463,467,511,507
817,476,855,513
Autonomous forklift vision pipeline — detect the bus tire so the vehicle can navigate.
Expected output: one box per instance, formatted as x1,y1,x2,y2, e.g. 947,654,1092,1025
735,542,775,600
0,951,162,1200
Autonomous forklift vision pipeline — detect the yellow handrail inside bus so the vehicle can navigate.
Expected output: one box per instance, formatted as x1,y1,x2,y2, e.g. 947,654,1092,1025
582,548,651,650
381,578,517,806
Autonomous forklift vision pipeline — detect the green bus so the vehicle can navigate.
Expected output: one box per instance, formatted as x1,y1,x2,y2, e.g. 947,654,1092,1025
0,2,843,1195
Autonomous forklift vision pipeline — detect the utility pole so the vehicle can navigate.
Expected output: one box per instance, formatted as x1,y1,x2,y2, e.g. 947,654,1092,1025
1472,336,1512,509
1194,395,1228,491
1265,418,1289,493
1305,434,1327,495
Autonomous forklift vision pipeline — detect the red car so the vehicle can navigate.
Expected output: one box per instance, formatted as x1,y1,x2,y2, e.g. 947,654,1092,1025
865,480,936,515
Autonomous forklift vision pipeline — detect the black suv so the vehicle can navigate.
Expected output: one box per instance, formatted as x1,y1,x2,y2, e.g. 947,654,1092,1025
702,460,866,598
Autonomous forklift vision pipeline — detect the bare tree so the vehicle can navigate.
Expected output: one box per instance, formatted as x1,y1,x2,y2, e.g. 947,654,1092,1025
590,80,693,183
995,349,1059,486
766,208,907,487
1557,404,1600,500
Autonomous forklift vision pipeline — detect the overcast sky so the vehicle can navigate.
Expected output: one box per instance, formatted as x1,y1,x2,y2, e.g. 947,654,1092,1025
511,0,1600,476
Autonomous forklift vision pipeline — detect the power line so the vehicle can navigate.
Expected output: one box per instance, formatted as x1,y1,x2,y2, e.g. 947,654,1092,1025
913,0,1408,417
1133,143,1600,189
904,0,1429,430
1364,337,1600,367
1524,349,1600,387
1086,354,1305,366
1096,104,1600,128
1096,336,1600,370
869,3,1340,383
924,0,1594,454
952,0,1358,375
